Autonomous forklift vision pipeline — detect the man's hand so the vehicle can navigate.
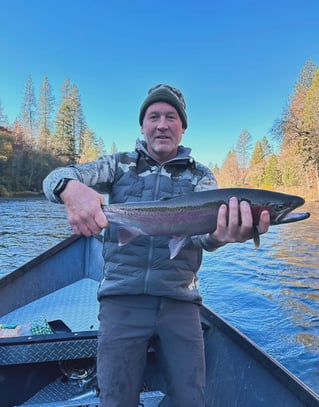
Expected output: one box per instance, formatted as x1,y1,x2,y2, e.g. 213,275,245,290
206,197,270,245
60,180,109,236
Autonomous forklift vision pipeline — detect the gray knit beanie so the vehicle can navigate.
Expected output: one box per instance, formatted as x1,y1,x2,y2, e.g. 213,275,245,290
139,84,188,129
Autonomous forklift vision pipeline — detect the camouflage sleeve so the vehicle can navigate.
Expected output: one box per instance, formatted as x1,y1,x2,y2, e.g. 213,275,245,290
193,164,218,192
191,234,226,252
43,154,117,203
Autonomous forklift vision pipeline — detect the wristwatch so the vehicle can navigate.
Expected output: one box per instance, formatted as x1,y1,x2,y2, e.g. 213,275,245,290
54,178,72,198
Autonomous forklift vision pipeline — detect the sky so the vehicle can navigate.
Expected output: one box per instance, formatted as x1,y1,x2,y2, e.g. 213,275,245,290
1,0,319,167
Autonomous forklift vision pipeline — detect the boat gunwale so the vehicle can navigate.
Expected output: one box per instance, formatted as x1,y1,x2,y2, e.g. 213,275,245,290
200,304,319,404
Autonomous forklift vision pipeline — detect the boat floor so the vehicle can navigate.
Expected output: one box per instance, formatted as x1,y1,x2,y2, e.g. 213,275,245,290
24,384,164,406
0,278,100,333
1,277,167,406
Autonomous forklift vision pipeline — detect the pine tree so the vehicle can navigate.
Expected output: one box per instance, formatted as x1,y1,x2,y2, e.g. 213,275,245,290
212,163,220,178
217,150,240,187
235,129,252,184
280,127,307,188
19,75,37,147
69,84,86,156
260,136,273,157
97,137,106,156
54,79,86,163
109,142,118,154
0,99,9,127
247,140,266,187
55,101,76,162
264,154,281,187
38,76,55,151
78,128,99,163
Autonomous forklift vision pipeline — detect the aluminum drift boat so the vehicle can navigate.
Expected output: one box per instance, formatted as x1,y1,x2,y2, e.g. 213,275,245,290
0,235,318,407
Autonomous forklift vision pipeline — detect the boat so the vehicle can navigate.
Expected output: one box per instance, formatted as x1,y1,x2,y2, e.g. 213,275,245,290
0,235,318,407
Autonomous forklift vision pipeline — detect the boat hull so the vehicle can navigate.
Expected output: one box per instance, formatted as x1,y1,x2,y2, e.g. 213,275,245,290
0,235,318,406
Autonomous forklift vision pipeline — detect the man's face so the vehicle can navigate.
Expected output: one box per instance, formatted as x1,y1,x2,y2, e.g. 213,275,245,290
141,102,185,163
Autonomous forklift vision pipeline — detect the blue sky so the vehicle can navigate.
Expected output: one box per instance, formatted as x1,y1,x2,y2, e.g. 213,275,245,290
1,0,319,167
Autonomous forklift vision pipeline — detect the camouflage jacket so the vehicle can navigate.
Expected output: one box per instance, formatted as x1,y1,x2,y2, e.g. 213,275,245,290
43,139,218,303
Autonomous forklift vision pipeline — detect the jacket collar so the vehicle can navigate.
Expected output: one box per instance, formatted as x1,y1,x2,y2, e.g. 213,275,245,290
134,139,193,164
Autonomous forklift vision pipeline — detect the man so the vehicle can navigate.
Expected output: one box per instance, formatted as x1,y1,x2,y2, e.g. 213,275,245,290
43,84,270,406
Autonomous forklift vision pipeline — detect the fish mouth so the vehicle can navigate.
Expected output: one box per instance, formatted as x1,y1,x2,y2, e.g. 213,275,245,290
273,197,308,224
275,211,311,224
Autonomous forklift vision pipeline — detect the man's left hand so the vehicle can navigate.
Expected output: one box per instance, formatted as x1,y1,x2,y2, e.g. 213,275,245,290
206,197,270,245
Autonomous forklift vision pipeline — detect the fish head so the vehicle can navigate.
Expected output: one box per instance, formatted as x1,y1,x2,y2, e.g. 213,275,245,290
256,193,310,225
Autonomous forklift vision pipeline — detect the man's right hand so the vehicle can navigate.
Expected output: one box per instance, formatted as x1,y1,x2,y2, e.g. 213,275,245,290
60,180,109,236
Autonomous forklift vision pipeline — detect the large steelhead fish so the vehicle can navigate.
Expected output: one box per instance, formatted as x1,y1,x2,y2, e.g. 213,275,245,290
102,188,310,259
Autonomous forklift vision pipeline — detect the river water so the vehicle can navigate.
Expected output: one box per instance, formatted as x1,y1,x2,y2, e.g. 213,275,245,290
0,196,318,395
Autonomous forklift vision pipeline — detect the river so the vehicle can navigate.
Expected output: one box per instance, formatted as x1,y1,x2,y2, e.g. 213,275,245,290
0,196,318,395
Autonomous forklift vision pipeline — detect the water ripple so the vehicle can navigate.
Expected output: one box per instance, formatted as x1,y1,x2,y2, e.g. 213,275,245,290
0,197,72,273
199,201,319,394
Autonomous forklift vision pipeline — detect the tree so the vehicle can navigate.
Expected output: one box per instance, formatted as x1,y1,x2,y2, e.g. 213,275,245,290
0,99,9,127
217,150,240,187
235,129,252,184
0,128,14,161
277,125,306,189
263,154,281,187
302,67,319,193
294,60,317,95
260,136,273,157
78,128,99,163
109,142,118,154
303,69,319,152
212,163,220,178
97,137,106,157
19,75,37,147
55,101,76,162
0,75,106,195
271,60,317,143
54,79,86,163
275,61,319,195
247,140,266,187
38,76,55,151
69,83,86,156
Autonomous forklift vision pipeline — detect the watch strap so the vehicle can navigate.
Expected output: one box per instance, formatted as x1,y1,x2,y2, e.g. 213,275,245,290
54,178,72,198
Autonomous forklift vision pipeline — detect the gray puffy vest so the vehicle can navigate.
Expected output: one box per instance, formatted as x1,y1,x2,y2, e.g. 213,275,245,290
98,147,213,303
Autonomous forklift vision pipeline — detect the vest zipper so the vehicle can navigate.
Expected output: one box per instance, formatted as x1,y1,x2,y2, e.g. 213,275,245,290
143,164,163,293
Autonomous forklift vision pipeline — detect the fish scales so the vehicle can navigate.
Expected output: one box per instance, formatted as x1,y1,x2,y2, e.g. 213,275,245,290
103,204,219,237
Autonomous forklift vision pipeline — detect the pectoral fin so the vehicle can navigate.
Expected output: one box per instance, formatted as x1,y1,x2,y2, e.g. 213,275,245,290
169,236,189,259
117,227,144,246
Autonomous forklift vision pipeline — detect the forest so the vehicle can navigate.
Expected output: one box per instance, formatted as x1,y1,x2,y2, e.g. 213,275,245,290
0,60,319,199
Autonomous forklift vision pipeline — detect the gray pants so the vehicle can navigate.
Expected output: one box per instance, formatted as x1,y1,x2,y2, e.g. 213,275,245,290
97,295,206,407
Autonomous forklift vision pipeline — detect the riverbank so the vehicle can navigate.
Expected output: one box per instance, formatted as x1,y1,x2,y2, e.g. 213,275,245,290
0,190,44,198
